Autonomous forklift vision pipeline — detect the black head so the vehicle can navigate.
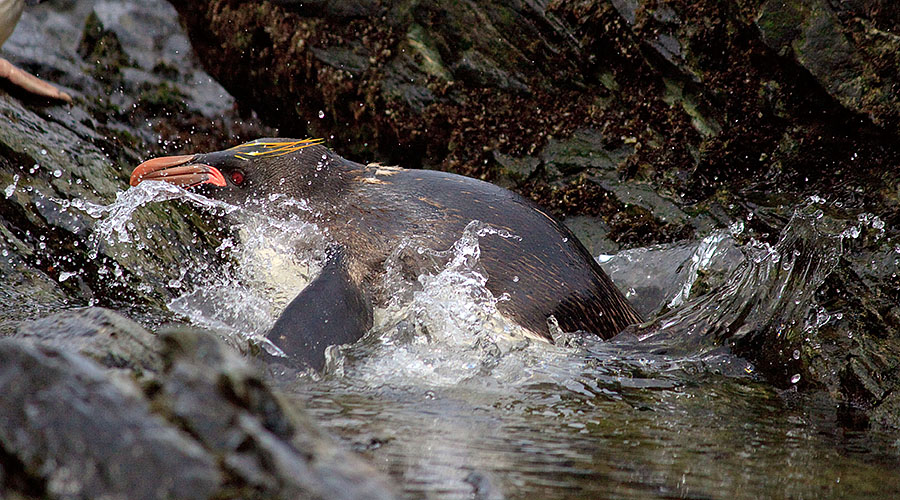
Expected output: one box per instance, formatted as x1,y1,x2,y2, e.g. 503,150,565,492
130,138,347,208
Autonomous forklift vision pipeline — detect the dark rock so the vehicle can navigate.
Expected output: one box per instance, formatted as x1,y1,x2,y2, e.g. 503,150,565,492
562,215,619,256
609,0,639,25
311,46,371,75
492,150,540,181
756,0,900,132
540,128,631,179
4,312,399,499
15,307,164,373
871,391,900,429
273,0,382,18
451,49,528,92
0,338,222,499
153,328,398,500
381,56,438,113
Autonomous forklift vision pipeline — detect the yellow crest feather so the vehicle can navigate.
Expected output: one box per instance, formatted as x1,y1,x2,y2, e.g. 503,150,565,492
228,138,324,160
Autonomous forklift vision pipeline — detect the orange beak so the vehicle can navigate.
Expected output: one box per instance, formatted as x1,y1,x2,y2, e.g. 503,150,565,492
130,155,227,188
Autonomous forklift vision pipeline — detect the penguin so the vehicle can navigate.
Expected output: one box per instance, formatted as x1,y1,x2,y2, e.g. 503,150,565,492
131,138,642,369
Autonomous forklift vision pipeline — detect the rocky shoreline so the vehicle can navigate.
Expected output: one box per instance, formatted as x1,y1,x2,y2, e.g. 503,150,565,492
1,0,899,497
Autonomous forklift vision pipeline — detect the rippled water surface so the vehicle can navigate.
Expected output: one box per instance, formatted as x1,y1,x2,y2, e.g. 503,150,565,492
289,374,900,499
52,185,900,497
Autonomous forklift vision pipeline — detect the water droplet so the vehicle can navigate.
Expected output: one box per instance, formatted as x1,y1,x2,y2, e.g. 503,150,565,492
4,174,18,198
512,276,519,282
791,373,801,384
40,149,47,155
53,169,62,178
318,110,325,118
792,349,800,360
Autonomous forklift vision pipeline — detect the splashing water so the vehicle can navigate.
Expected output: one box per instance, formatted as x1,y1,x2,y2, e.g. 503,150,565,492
601,228,744,317
76,180,325,353
167,212,327,355
380,221,523,342
326,220,541,386
70,180,236,251
616,202,848,384
80,183,853,391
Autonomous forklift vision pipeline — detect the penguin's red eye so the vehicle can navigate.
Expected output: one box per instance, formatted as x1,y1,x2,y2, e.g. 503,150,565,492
230,171,245,185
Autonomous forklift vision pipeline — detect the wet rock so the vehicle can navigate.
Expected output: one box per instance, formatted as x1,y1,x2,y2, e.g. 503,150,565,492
2,309,399,499
311,45,371,76
562,215,619,256
0,83,217,322
274,0,382,18
0,337,222,499
1,0,271,328
0,222,70,334
381,55,439,114
492,150,540,181
15,307,164,373
871,391,900,429
155,329,398,500
451,49,528,92
541,128,631,180
756,0,900,132
609,0,639,26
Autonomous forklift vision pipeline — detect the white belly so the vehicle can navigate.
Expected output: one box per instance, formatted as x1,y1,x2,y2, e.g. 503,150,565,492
0,0,24,48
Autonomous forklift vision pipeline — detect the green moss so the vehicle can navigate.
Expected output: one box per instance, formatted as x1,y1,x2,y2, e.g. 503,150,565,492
78,12,135,82
151,61,180,80
662,78,721,137
597,72,619,91
756,0,805,50
406,24,452,81
136,83,189,115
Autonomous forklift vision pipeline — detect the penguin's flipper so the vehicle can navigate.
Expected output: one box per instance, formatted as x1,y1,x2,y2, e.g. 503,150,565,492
266,246,372,371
